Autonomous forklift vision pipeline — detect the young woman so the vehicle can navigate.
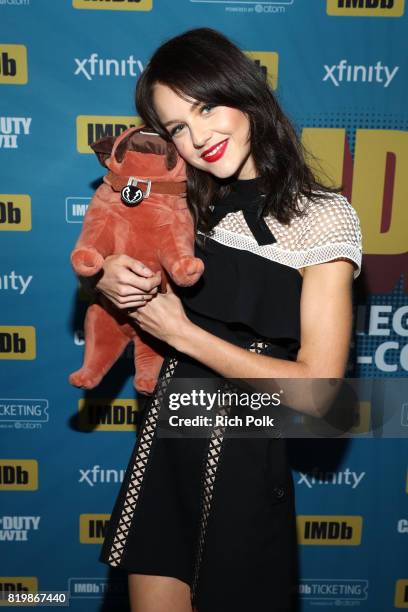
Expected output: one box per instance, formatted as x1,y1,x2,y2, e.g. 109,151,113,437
97,28,362,612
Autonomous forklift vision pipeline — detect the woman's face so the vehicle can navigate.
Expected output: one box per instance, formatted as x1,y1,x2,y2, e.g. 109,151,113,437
152,83,258,180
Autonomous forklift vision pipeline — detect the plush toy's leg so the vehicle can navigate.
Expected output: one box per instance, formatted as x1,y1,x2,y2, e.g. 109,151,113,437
157,226,204,287
133,332,166,395
69,303,131,389
168,254,204,287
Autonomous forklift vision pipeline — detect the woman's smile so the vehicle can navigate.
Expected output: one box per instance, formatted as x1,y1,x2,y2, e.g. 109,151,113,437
200,138,229,162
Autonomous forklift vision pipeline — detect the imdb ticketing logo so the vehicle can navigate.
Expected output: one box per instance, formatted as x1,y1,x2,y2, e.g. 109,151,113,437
0,460,38,490
80,514,110,543
0,196,31,231
245,51,279,90
327,0,404,16
297,515,362,545
0,327,36,360
76,115,142,153
78,398,139,431
73,0,152,11
0,45,27,85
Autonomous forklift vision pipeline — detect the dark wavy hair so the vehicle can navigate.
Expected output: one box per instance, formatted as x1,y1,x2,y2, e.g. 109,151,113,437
136,27,341,234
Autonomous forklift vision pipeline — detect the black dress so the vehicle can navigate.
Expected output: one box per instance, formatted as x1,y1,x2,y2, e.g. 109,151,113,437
99,177,362,612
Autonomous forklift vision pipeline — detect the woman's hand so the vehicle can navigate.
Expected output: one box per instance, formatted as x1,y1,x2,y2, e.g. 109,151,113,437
129,281,193,348
95,254,162,309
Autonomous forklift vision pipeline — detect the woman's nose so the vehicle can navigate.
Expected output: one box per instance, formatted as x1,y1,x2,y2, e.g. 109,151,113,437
190,125,211,149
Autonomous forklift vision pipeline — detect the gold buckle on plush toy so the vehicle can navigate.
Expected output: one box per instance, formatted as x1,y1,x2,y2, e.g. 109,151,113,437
121,177,152,207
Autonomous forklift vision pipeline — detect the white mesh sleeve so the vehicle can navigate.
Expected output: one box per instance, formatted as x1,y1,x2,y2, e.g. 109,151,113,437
297,193,363,279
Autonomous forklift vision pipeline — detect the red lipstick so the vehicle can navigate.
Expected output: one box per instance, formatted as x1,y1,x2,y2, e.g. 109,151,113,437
200,138,229,163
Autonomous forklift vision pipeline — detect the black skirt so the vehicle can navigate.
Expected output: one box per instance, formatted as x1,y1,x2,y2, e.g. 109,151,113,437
98,320,299,612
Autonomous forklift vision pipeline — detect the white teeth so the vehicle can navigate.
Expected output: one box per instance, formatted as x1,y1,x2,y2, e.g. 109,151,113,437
203,141,225,158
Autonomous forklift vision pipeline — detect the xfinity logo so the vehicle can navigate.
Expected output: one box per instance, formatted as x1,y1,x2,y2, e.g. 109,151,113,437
0,271,32,294
323,60,399,87
74,53,144,81
79,465,125,487
297,468,365,489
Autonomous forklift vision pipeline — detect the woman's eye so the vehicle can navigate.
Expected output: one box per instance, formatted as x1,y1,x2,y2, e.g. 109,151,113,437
201,104,215,114
169,124,184,137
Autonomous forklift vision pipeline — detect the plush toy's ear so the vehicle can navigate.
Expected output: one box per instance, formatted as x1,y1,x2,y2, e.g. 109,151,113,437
114,127,178,170
90,137,115,168
165,142,178,171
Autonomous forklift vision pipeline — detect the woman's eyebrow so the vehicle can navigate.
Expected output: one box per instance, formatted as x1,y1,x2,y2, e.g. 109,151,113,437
163,100,201,127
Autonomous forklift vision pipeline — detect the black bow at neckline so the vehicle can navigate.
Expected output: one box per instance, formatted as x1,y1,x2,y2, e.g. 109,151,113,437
206,191,277,246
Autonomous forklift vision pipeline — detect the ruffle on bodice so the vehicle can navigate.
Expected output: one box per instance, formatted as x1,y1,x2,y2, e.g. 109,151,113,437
178,237,302,348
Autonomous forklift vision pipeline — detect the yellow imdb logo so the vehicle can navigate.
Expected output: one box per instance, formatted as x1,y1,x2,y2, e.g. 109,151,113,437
0,577,38,606
73,0,152,10
0,327,36,360
80,514,110,543
78,398,139,431
395,579,408,608
327,0,404,16
245,51,278,90
0,195,31,231
0,45,27,85
0,460,38,491
76,115,142,153
297,515,362,545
